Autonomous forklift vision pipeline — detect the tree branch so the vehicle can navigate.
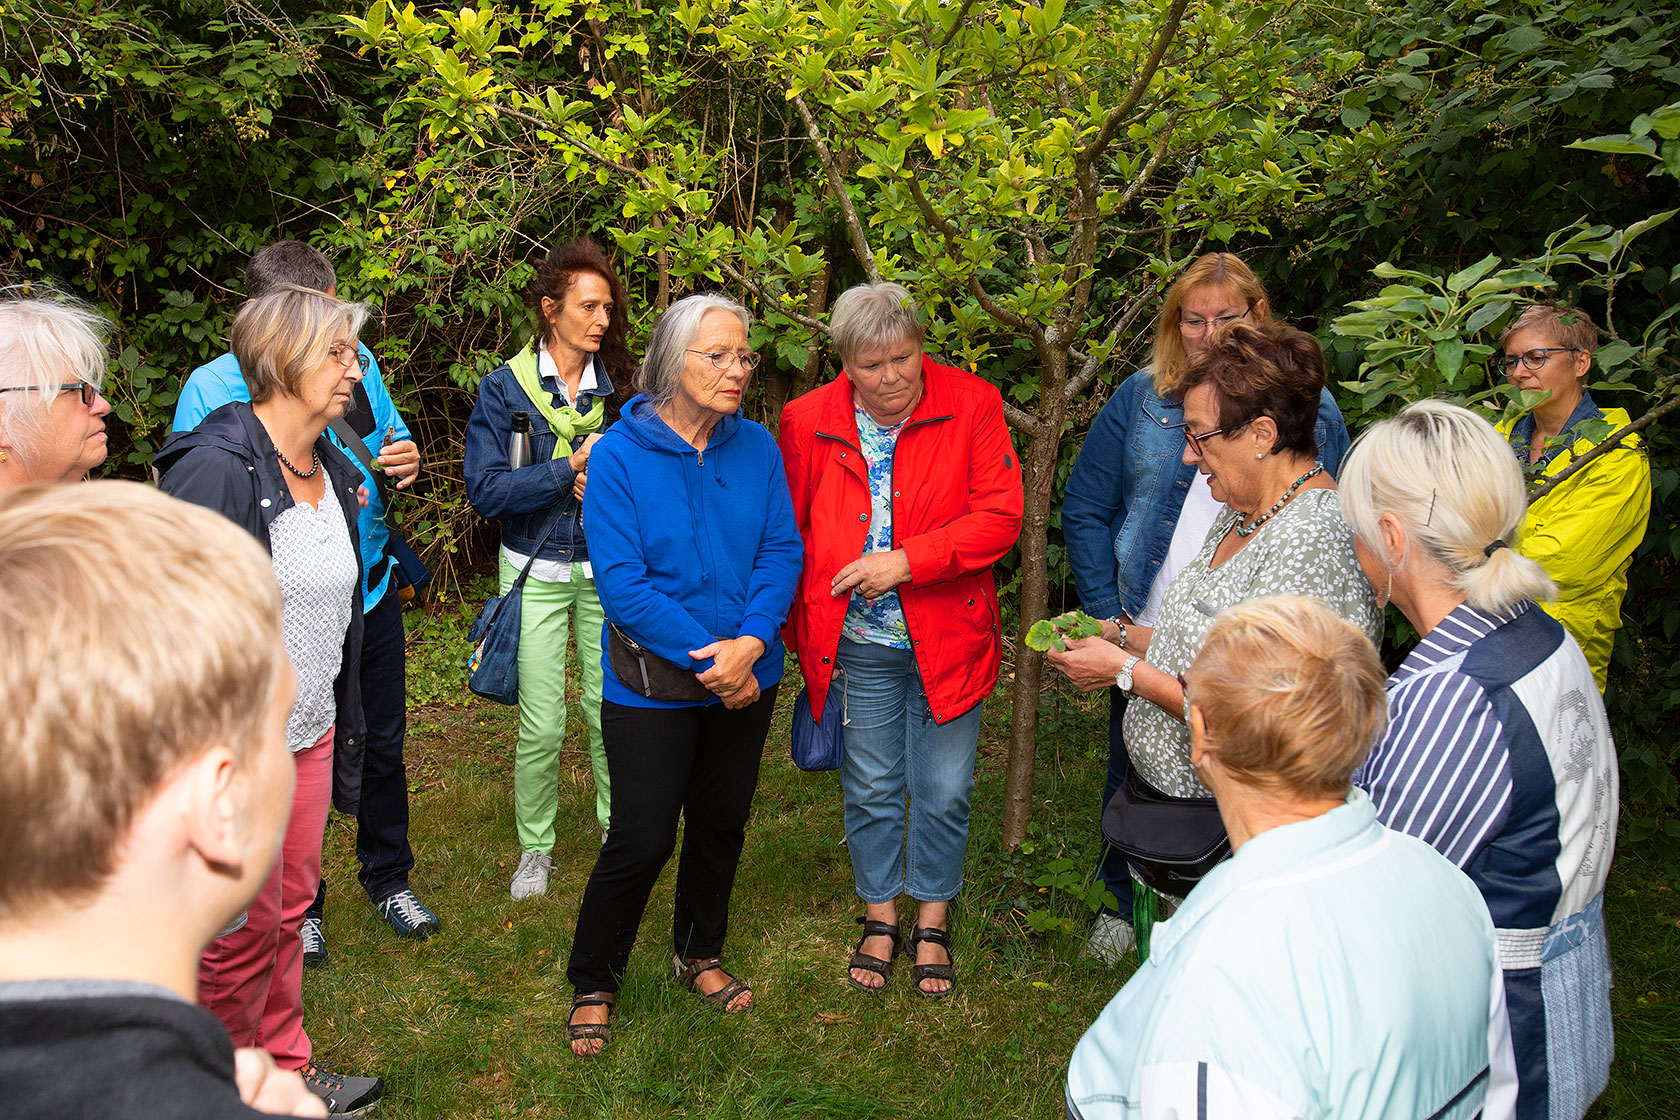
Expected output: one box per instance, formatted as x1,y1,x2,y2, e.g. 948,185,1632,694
1003,400,1036,431
714,257,832,335
906,176,1039,336
790,92,880,282
1527,380,1679,503
1084,0,1192,164
1064,287,1158,401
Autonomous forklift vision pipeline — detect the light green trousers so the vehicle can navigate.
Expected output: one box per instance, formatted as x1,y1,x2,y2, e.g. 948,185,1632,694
500,556,609,850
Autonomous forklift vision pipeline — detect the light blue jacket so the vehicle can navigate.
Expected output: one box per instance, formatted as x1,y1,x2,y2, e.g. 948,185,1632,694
1063,367,1350,620
1066,789,1517,1120
173,345,413,610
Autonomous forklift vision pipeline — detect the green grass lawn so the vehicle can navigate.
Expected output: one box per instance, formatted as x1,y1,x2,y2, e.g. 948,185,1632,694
303,617,1680,1117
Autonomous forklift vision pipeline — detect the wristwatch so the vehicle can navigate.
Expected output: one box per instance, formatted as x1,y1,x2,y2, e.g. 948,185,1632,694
1115,654,1142,693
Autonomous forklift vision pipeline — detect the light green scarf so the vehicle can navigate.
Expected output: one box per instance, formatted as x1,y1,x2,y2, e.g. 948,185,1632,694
508,344,607,454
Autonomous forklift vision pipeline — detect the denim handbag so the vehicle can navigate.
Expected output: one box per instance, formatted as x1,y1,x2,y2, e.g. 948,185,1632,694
466,511,562,705
790,667,845,771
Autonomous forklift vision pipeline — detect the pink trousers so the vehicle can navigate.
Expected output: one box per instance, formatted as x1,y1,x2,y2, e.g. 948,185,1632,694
198,726,334,1070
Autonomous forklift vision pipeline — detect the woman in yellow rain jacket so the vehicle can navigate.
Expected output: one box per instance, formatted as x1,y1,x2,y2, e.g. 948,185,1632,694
1494,301,1651,691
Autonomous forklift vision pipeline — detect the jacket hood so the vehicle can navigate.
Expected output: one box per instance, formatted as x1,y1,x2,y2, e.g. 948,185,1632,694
618,393,741,454
154,402,259,473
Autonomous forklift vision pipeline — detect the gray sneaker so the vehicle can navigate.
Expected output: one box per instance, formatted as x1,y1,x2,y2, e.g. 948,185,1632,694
300,916,327,968
509,850,552,901
1083,912,1136,965
300,1059,383,1115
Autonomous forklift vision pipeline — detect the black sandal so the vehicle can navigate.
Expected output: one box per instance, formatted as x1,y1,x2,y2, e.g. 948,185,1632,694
672,953,752,1012
847,916,903,993
567,990,615,1056
907,925,955,999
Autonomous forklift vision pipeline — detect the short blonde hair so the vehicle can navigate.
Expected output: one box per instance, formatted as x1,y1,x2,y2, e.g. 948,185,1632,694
831,281,926,368
1152,253,1271,397
1188,595,1388,799
230,285,368,405
0,287,110,471
0,481,284,918
1339,400,1555,613
1498,300,1598,356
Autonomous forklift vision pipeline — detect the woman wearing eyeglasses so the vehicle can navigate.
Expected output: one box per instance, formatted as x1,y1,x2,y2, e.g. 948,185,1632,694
1050,322,1378,925
464,239,636,901
157,285,386,1108
1492,301,1651,691
1057,253,1350,961
0,290,114,488
561,293,802,1055
780,282,1023,998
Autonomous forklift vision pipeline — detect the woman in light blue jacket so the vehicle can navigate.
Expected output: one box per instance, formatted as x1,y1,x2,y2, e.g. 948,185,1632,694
1061,253,1349,961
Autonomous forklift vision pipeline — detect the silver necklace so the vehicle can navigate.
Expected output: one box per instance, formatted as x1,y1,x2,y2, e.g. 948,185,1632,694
1235,463,1323,538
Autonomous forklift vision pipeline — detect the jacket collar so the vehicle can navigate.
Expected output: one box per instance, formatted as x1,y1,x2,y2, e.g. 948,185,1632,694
1391,600,1528,686
814,353,958,440
1508,389,1601,470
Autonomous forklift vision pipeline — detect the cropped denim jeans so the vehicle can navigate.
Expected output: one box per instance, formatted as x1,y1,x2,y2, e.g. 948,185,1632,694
837,637,984,904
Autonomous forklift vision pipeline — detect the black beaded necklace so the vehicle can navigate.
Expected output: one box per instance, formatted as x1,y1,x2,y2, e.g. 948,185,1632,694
1234,463,1324,538
275,446,321,479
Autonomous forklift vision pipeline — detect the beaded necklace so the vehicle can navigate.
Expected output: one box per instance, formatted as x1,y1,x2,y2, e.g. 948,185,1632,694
1234,463,1324,538
275,446,321,479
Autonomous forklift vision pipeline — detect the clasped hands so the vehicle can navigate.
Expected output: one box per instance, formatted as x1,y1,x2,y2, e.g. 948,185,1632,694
689,635,767,709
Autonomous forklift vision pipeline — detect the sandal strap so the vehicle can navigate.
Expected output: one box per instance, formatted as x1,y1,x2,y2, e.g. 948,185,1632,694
673,954,725,987
704,975,751,1008
570,990,615,1010
848,948,893,977
567,1022,611,1041
908,925,950,950
854,916,903,948
912,962,956,982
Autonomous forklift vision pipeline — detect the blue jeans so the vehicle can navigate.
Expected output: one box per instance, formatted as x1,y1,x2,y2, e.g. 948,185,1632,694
837,637,983,904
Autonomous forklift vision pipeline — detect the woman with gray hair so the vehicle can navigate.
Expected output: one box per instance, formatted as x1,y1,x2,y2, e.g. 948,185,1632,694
1340,399,1617,1120
156,284,384,1113
0,288,114,487
562,293,802,1055
780,281,1022,997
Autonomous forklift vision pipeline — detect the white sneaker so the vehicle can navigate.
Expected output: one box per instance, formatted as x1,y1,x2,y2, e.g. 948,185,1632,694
510,850,552,901
1083,912,1136,965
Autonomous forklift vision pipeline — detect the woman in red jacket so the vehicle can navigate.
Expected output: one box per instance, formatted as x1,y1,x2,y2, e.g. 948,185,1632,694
780,282,1023,998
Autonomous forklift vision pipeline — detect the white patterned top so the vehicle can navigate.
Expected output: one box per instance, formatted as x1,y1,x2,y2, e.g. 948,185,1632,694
1123,488,1381,797
269,481,358,751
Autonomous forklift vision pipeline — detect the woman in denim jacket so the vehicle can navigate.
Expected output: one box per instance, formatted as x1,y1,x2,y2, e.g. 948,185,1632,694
464,239,635,901
1060,253,1350,961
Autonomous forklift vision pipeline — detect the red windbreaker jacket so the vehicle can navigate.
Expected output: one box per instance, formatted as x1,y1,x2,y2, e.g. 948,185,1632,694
779,356,1024,724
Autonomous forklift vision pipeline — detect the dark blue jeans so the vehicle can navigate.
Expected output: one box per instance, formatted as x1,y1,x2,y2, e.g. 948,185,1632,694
1099,686,1135,918
310,588,415,917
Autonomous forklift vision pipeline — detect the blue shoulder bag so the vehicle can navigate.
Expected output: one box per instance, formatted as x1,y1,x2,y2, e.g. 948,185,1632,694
790,666,846,771
467,511,563,705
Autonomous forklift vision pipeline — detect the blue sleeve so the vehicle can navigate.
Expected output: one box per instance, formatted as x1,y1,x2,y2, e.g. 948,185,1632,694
173,360,246,433
362,348,412,444
1062,372,1142,620
737,432,804,650
1316,387,1351,477
462,368,579,521
584,438,716,668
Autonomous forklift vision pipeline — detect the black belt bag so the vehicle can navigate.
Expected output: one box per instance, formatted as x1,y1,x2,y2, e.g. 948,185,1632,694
1101,766,1231,898
606,621,713,703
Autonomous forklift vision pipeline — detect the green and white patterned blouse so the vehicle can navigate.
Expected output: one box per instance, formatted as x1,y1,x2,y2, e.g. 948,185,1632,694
1122,488,1381,798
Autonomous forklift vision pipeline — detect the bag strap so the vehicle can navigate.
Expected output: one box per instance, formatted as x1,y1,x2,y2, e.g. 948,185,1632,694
505,507,566,596
328,416,392,510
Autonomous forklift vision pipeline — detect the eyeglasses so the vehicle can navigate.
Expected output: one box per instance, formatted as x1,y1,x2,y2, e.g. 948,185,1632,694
327,342,371,375
0,381,100,406
1183,418,1253,455
1494,347,1579,374
686,349,761,372
1180,307,1252,333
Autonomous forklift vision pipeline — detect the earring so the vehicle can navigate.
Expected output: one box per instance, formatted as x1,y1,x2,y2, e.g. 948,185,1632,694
1378,571,1393,610
0,448,8,462
1256,452,1263,459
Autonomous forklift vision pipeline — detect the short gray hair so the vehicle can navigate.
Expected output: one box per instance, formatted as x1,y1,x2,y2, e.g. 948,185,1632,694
638,293,751,407
230,285,369,405
0,287,110,470
830,281,925,367
1339,400,1555,613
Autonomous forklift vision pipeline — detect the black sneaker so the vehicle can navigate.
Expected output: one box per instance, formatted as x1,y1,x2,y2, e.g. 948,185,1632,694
375,889,441,939
300,916,328,968
300,1060,384,1115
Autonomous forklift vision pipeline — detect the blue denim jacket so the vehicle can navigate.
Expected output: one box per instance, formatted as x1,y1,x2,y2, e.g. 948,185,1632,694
463,349,618,563
1063,366,1352,620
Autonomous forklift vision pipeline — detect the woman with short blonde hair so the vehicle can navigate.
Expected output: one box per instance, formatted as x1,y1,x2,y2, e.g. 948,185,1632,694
1342,400,1617,1120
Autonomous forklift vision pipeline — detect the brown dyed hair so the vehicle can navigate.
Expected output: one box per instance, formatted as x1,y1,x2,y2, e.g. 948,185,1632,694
1178,321,1324,459
1189,594,1387,799
1497,300,1598,356
1152,252,1272,397
0,481,284,918
526,238,636,410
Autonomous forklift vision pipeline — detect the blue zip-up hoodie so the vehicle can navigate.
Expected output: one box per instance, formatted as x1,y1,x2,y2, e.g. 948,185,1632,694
585,394,804,708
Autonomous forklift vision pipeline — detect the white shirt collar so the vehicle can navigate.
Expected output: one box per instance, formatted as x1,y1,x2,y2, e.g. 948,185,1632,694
537,341,599,403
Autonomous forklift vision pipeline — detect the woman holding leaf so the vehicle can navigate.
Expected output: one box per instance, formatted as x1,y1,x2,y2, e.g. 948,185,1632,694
463,239,636,902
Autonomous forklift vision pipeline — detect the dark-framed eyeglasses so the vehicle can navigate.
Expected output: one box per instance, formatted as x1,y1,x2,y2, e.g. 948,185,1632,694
686,349,761,372
326,342,371,375
1179,306,1253,333
1493,347,1579,374
1184,417,1254,455
0,381,100,406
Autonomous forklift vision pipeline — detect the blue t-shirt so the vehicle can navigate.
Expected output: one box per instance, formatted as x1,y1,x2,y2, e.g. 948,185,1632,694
173,344,412,610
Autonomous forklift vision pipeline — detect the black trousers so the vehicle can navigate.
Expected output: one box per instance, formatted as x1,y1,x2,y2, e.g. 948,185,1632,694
309,589,416,918
566,686,778,993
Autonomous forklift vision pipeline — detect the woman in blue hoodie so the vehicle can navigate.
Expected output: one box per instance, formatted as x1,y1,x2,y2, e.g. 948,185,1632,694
562,293,802,1056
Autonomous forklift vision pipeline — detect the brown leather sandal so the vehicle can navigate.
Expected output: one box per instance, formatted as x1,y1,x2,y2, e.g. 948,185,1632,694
907,925,955,999
671,953,752,1012
567,990,615,1055
847,916,903,993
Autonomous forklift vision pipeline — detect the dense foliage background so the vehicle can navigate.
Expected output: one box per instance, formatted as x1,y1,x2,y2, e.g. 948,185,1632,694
2,0,1675,846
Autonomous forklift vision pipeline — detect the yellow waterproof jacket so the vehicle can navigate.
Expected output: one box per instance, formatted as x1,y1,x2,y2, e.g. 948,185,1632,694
1498,401,1652,691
